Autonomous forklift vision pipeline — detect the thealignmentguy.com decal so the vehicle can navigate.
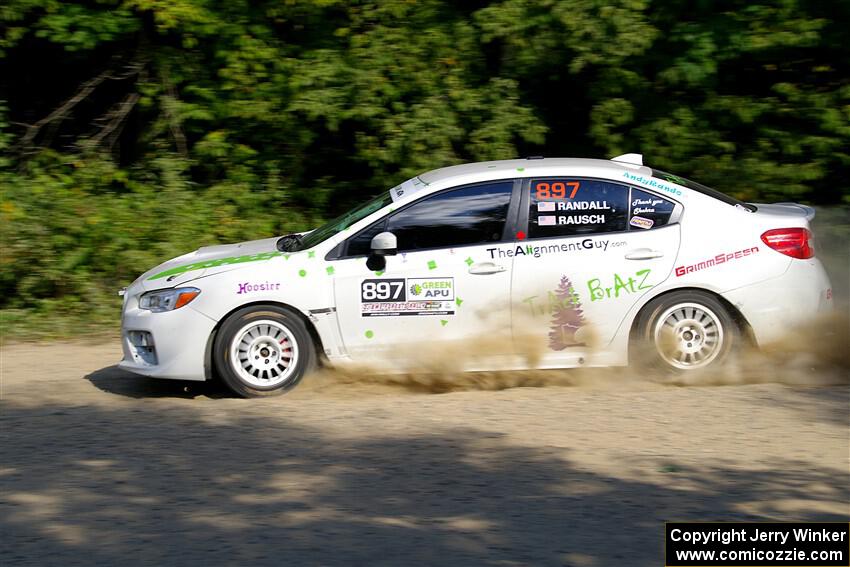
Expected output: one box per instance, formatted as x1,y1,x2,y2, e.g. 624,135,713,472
486,237,626,260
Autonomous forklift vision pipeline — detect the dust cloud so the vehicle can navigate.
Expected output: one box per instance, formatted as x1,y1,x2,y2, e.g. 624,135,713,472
302,310,848,395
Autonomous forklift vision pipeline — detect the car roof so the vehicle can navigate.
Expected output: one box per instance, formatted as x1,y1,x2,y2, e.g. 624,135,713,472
417,157,644,186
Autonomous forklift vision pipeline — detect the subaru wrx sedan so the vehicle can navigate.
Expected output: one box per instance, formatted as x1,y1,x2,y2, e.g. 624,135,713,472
119,155,833,397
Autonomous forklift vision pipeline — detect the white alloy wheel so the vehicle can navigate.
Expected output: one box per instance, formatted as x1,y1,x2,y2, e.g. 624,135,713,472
229,320,299,388
652,302,724,370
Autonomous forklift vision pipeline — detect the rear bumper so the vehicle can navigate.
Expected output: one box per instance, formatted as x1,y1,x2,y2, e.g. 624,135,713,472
118,305,216,381
723,257,833,346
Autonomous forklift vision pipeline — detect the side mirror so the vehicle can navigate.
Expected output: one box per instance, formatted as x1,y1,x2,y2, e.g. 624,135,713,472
370,232,398,256
366,231,397,272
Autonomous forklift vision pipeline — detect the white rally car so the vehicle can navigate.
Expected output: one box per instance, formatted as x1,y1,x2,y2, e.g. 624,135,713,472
119,154,833,397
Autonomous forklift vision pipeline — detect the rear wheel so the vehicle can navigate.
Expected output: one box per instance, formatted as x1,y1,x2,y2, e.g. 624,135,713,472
634,291,739,373
214,305,316,397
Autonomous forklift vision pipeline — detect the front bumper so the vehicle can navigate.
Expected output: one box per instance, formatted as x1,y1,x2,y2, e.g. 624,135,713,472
119,303,217,381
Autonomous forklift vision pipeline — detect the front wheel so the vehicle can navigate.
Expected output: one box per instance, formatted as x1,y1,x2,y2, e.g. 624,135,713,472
633,291,739,373
213,305,316,397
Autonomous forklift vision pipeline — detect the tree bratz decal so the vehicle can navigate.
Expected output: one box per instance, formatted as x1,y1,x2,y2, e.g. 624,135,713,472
548,275,586,350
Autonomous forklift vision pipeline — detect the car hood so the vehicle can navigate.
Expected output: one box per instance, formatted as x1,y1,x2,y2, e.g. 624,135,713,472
135,236,285,291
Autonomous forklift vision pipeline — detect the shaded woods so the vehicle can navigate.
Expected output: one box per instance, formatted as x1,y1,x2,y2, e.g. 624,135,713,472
1,0,848,332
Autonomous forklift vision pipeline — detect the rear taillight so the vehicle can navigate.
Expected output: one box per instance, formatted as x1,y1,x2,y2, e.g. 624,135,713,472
760,227,814,259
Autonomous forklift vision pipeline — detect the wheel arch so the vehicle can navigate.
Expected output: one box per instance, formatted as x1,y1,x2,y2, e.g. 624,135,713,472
203,301,327,381
627,286,756,353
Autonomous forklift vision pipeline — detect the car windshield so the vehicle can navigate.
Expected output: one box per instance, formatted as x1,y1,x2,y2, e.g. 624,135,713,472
294,191,394,251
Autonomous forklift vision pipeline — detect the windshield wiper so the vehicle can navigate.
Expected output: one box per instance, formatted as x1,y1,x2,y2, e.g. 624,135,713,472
275,233,303,252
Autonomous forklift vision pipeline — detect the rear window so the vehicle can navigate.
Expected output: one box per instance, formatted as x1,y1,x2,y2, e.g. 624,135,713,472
629,189,675,230
651,169,756,211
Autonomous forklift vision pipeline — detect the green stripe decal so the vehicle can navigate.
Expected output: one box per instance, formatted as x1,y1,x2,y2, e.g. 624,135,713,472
147,251,284,280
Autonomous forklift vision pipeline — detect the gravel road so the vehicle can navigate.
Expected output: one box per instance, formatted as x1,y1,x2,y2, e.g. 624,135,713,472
1,341,848,566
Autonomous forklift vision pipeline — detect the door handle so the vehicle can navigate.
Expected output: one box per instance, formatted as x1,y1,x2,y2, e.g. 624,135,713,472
624,248,664,260
468,262,507,275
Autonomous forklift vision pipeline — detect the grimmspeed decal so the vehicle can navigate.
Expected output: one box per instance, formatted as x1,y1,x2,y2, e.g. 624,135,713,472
361,277,455,317
148,251,284,280
675,247,759,277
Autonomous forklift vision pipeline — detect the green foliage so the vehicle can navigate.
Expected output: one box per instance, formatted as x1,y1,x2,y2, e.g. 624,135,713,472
0,152,311,329
0,0,848,335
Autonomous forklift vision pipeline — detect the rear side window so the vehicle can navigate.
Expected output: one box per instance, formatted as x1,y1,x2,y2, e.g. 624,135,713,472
629,189,676,230
528,178,628,238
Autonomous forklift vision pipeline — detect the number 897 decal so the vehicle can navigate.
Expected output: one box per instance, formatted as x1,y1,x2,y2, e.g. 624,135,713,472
361,279,406,302
361,278,455,317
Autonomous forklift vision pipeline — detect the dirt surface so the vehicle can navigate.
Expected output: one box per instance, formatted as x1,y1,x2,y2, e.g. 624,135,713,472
1,342,848,567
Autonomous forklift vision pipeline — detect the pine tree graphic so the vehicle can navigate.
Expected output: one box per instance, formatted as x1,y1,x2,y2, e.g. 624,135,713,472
548,275,586,351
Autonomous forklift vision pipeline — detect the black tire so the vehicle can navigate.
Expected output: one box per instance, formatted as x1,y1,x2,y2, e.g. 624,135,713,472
632,290,740,374
213,304,317,397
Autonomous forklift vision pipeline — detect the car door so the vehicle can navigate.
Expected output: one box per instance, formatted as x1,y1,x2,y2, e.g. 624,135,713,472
510,177,682,367
329,179,521,368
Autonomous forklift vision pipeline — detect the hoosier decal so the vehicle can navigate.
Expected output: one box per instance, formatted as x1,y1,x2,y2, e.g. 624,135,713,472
237,281,281,294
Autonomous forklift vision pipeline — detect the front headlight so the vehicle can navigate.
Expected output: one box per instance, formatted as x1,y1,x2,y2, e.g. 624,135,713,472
139,287,201,313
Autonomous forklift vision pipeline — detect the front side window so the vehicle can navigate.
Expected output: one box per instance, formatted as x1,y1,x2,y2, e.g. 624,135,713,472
345,221,387,257
528,178,628,238
346,180,514,255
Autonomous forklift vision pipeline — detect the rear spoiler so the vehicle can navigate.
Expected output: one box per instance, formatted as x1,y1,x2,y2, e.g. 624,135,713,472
775,203,816,222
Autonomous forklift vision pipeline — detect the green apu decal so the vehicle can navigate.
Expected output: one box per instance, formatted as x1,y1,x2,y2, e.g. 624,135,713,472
148,251,284,280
